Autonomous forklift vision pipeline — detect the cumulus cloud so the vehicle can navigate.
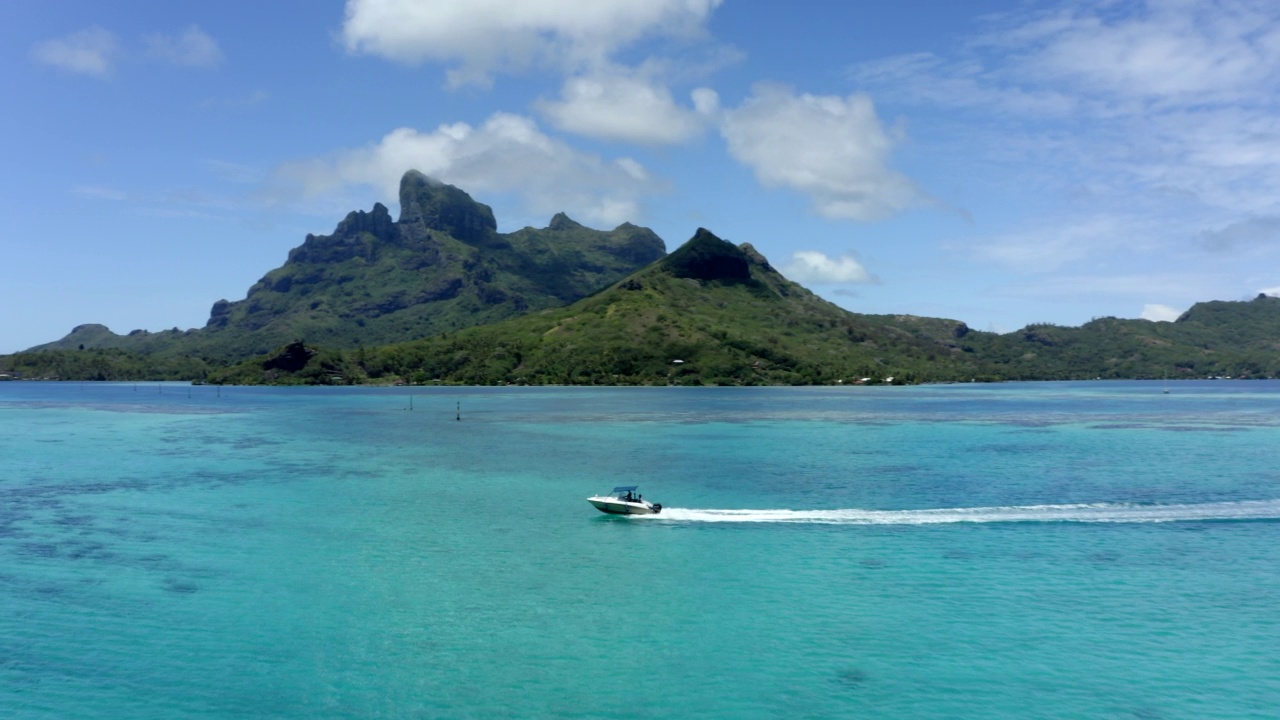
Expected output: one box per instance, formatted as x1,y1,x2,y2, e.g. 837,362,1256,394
269,113,657,226
342,0,722,86
145,26,224,68
32,27,120,77
537,66,715,144
782,251,875,284
1140,303,1182,322
720,83,926,220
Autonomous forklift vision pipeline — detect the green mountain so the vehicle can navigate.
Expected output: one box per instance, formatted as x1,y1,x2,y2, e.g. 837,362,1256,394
9,175,1280,385
958,294,1280,380
210,229,994,385
27,170,666,362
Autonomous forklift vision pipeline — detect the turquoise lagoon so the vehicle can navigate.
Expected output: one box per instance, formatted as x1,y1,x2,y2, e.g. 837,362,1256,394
2,381,1279,718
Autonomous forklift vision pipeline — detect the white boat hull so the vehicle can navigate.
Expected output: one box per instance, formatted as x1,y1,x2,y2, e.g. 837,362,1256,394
588,496,661,515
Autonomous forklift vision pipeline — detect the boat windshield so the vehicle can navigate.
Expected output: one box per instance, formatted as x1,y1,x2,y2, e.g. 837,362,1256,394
610,485,639,499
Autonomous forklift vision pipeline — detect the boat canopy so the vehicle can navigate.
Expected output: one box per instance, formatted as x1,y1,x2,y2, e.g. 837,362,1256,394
611,486,639,494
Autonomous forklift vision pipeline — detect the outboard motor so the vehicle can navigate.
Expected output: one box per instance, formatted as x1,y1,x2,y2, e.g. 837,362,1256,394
652,504,662,514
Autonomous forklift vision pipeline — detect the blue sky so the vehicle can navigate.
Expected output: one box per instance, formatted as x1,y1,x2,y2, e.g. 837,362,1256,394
5,0,1280,354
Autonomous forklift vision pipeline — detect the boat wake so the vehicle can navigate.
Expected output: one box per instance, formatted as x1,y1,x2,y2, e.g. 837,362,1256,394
643,499,1280,525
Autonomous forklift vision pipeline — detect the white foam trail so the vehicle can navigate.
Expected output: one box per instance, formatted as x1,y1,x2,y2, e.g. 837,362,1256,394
642,500,1280,524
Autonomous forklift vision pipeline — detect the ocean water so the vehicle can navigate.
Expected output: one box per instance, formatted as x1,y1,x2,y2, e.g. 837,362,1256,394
2,381,1279,719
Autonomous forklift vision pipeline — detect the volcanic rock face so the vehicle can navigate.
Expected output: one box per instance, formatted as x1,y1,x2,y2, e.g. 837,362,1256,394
397,170,497,246
283,205,391,267
262,340,313,373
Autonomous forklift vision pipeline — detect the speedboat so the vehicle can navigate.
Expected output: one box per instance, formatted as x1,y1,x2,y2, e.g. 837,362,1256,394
587,486,662,515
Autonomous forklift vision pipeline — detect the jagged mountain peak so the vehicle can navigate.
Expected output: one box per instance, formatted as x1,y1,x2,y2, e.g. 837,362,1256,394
397,170,497,244
660,227,753,282
333,202,395,239
549,212,583,231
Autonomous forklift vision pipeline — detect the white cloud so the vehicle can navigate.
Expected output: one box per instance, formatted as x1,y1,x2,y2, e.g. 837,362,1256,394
145,26,224,68
1133,110,1280,217
993,1,1280,105
720,83,926,220
848,2,1280,224
782,251,874,284
342,0,722,86
537,66,714,145
1260,286,1280,297
269,113,658,226
615,157,648,181
1140,303,1182,322
692,87,720,115
32,27,120,77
